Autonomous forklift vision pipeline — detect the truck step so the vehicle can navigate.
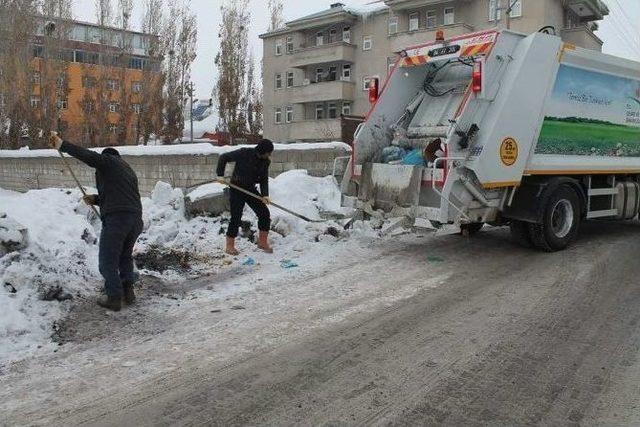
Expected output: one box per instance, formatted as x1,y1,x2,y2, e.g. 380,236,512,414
587,209,618,219
588,188,618,196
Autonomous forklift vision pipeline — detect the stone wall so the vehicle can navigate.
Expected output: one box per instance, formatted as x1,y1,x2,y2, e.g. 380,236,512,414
0,143,352,196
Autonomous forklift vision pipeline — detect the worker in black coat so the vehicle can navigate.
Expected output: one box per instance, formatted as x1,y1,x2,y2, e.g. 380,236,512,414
216,139,274,255
49,132,142,312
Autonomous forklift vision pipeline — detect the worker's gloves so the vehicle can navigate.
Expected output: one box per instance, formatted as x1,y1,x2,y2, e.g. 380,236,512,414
82,194,98,206
48,131,63,150
262,196,271,205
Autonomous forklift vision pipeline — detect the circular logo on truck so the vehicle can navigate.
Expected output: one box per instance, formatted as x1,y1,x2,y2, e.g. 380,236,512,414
500,137,518,166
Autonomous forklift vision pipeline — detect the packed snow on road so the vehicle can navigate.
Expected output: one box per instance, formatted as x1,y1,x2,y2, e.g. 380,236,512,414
0,170,380,366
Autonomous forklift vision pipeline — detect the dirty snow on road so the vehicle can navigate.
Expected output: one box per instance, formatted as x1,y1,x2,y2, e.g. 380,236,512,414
0,170,374,366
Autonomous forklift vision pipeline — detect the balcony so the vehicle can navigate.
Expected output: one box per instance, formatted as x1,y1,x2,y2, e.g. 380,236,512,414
290,42,356,68
289,80,355,104
385,0,473,11
388,23,475,52
290,118,342,141
561,26,604,51
565,0,609,20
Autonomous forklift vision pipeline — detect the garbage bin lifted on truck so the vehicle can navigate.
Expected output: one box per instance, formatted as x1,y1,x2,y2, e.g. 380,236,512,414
341,28,640,251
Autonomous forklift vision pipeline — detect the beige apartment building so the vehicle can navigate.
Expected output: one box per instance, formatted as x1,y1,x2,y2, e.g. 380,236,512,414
260,0,609,143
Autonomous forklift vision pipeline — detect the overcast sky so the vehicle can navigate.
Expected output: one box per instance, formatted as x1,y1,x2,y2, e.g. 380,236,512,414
73,0,640,99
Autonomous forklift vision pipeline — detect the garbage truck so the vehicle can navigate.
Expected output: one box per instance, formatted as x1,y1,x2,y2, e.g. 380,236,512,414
341,28,640,251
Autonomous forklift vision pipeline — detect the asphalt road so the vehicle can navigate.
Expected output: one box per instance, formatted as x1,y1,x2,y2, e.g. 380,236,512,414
3,221,640,426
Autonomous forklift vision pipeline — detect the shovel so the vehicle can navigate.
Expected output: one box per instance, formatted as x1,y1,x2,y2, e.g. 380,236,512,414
52,131,101,221
186,178,322,223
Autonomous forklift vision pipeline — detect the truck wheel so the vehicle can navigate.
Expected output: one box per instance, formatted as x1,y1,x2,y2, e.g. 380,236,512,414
509,220,532,247
460,222,484,236
528,185,581,252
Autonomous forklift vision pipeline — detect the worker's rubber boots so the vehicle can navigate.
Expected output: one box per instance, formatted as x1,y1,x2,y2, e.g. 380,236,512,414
257,231,273,253
122,281,136,305
225,236,239,256
97,295,122,312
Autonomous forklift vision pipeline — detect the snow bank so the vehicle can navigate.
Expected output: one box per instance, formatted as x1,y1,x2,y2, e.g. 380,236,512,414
0,142,351,158
186,182,225,202
0,169,362,364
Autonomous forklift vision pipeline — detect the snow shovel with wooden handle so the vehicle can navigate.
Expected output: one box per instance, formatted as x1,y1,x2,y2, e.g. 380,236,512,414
187,178,322,223
51,132,101,220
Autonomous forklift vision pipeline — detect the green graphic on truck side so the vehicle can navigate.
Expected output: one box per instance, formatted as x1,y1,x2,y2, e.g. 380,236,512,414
536,64,640,157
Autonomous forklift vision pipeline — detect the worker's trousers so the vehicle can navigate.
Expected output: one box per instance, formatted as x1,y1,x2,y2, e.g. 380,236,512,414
99,212,143,298
227,186,271,238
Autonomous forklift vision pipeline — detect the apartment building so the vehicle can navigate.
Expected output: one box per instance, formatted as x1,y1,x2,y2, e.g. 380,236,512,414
260,0,609,143
2,17,161,146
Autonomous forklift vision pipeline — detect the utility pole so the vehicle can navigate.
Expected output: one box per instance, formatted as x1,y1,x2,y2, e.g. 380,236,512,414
189,82,194,143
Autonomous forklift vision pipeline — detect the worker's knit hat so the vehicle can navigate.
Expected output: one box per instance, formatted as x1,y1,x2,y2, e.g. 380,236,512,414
256,139,274,154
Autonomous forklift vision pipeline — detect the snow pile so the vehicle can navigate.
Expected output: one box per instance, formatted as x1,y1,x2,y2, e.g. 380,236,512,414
0,169,366,364
186,182,225,202
0,188,101,361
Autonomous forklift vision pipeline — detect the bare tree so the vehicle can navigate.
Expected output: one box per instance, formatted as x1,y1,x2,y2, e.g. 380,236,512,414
162,1,197,144
0,0,40,148
246,52,262,139
268,0,284,32
95,0,112,27
138,0,165,144
214,0,250,142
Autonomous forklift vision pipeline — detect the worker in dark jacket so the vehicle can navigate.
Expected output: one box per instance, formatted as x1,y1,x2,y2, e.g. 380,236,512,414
49,132,143,312
216,139,274,255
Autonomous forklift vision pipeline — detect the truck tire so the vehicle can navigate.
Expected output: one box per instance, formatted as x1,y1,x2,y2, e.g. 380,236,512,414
509,220,532,247
528,185,581,252
460,222,484,236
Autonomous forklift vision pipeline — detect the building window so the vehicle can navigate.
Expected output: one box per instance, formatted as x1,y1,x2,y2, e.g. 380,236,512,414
363,36,372,51
342,102,351,116
128,56,144,70
286,36,294,53
409,12,420,31
329,28,337,43
342,64,351,80
285,106,293,123
82,76,96,88
274,107,282,124
56,75,66,87
315,104,324,120
106,79,120,91
32,45,43,58
388,16,398,35
343,26,351,43
489,0,500,21
363,75,379,91
108,124,118,134
108,102,120,113
328,66,337,81
315,68,323,82
56,98,68,110
328,103,337,119
509,0,523,18
444,7,455,25
427,10,437,28
387,57,396,74
275,40,283,55
132,81,143,93
275,73,282,89
30,95,40,108
316,32,324,46
132,103,142,114
286,71,294,88
83,101,95,113
31,71,41,84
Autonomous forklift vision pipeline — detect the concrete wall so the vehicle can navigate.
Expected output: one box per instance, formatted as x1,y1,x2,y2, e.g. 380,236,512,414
0,145,351,196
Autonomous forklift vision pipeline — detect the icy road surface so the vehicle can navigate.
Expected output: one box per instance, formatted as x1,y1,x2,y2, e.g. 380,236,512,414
2,222,640,426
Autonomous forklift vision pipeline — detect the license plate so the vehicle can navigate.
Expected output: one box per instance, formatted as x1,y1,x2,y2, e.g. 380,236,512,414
428,45,461,58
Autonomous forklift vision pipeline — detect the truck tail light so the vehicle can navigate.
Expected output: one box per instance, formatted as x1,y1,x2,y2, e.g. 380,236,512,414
368,77,379,104
472,61,482,93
